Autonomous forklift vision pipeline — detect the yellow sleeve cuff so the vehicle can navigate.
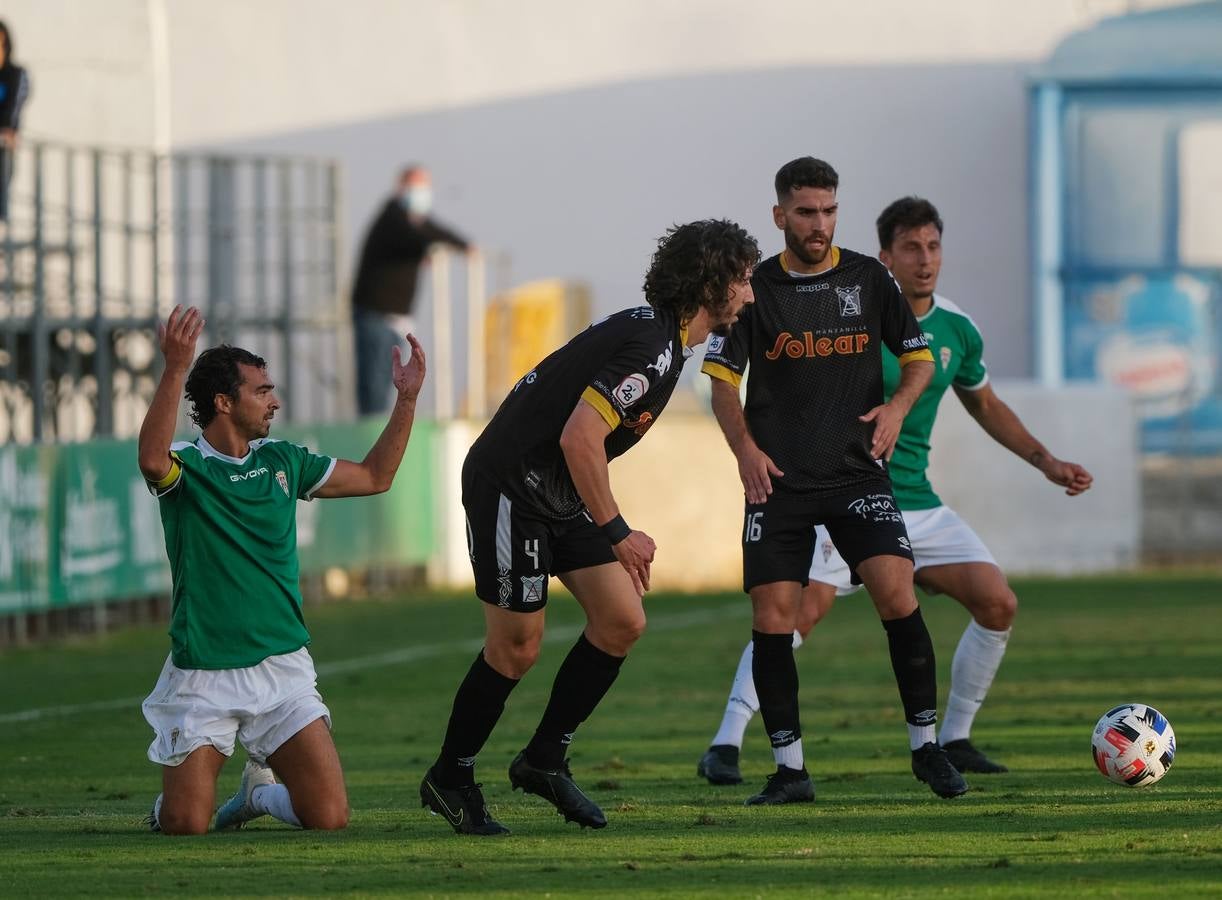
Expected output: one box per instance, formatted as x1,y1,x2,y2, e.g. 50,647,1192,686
702,361,743,388
898,348,934,367
581,387,621,430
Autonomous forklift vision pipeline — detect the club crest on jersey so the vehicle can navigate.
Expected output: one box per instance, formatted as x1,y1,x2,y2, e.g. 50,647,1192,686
822,538,835,563
520,574,545,604
646,346,673,379
623,411,655,437
836,285,862,317
276,470,289,496
940,346,953,370
613,373,649,407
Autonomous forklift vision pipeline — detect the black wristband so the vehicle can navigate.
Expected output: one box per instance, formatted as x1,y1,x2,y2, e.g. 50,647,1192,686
600,514,631,545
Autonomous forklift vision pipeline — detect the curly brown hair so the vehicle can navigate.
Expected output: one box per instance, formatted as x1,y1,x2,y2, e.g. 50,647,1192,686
642,219,759,323
184,345,267,428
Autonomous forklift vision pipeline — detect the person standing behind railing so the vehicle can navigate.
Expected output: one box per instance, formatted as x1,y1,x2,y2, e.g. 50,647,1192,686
0,20,31,222
351,165,471,415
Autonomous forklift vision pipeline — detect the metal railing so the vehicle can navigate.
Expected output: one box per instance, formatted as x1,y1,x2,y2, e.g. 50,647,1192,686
0,138,346,444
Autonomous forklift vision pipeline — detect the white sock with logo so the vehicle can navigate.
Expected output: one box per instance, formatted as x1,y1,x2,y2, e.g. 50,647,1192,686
711,631,804,748
939,620,1011,745
251,783,302,827
774,738,804,770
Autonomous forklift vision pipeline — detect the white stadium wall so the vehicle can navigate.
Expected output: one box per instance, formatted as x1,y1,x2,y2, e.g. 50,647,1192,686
5,0,1192,380
429,383,1141,591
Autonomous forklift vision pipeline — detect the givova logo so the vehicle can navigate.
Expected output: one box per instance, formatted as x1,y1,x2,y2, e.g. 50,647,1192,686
230,467,269,483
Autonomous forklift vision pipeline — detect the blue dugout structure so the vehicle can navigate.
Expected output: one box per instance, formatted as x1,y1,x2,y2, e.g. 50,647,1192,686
1031,1,1222,453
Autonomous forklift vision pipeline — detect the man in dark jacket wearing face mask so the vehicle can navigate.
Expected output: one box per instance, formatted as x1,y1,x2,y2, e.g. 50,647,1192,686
351,165,471,415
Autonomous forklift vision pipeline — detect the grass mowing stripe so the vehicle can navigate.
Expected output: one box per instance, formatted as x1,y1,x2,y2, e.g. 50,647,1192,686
0,601,746,725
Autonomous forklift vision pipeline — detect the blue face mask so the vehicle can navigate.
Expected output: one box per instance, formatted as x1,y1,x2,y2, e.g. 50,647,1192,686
400,186,433,215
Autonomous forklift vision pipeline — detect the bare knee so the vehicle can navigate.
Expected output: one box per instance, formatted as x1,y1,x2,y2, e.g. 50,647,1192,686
301,801,350,831
589,610,646,656
973,587,1017,631
158,806,212,836
486,636,540,679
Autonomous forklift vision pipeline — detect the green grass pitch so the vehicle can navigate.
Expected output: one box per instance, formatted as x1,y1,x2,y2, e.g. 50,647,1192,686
1,574,1220,897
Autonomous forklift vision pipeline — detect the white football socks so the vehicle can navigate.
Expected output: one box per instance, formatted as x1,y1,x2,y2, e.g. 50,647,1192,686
710,631,804,749
152,792,163,829
908,724,937,751
251,783,302,827
774,738,805,771
939,619,1011,745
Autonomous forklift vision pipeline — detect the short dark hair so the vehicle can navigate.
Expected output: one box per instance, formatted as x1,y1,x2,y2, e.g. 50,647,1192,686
774,157,839,201
642,220,760,323
184,345,267,428
876,196,943,250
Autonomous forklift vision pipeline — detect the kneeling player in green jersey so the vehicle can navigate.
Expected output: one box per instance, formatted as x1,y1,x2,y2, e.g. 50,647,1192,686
697,196,1093,787
420,220,759,836
138,305,426,835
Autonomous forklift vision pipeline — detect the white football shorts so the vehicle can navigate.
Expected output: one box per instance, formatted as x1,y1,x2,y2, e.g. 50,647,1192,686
142,646,331,767
809,504,997,595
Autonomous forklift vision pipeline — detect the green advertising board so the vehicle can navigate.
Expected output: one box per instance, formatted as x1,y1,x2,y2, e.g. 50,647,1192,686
0,420,441,614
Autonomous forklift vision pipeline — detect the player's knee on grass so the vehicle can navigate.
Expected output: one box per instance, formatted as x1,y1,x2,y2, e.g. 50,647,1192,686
157,802,213,836
300,798,350,831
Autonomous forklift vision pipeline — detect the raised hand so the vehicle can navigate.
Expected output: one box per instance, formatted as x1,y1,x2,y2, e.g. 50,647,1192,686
392,334,427,401
159,305,205,372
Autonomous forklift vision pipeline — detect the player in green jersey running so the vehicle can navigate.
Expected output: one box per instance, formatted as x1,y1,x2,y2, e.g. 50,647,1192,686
698,197,1093,788
138,304,426,835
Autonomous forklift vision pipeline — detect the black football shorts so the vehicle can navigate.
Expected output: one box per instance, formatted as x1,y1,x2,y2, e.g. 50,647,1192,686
462,465,617,612
741,485,914,591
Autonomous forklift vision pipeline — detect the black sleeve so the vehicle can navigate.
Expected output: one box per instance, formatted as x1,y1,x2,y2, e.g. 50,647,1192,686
876,265,931,363
417,217,469,250
582,329,674,429
700,300,752,387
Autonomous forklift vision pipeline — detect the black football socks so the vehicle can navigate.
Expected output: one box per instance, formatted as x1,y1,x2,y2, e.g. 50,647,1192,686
435,650,520,787
751,630,802,750
525,633,625,771
882,607,939,728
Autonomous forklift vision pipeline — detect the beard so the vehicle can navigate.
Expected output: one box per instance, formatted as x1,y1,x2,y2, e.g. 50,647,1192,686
784,225,833,267
711,321,733,337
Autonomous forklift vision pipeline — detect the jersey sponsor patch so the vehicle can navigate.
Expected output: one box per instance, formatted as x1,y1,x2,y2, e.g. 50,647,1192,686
613,373,650,407
707,335,726,354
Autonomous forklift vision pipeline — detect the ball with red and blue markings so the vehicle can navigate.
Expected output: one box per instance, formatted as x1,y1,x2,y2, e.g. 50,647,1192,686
1091,704,1176,787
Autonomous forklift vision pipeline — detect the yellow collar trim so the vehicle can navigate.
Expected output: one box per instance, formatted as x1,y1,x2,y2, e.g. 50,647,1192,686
780,246,840,275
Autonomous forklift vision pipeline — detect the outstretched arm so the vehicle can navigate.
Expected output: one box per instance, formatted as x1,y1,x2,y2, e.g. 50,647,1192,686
953,382,1093,496
560,400,656,596
709,376,783,504
315,335,427,497
138,306,205,482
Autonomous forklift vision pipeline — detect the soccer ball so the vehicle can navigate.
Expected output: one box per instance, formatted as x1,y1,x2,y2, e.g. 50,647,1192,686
1091,703,1176,787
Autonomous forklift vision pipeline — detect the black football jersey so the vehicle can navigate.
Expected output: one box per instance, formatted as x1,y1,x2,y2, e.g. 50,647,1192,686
467,306,691,520
702,248,931,496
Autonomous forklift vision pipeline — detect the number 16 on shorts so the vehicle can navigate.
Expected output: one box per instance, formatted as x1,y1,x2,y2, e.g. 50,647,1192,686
744,511,764,544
